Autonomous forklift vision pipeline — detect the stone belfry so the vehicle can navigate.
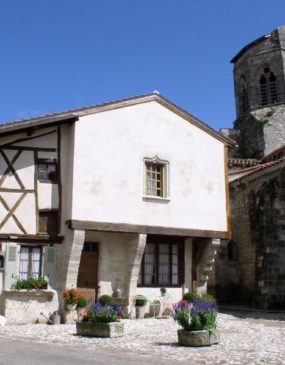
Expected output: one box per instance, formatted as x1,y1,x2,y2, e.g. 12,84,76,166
231,26,285,159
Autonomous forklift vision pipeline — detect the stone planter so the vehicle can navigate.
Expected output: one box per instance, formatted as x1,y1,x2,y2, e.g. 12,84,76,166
0,289,58,324
76,321,124,338
177,329,220,347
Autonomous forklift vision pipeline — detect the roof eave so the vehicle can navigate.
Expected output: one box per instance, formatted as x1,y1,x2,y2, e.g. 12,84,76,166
0,93,234,146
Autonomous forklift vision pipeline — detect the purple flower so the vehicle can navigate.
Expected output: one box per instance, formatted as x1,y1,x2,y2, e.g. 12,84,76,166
190,299,218,316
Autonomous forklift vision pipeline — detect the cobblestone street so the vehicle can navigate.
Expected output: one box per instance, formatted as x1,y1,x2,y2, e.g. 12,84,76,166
0,311,285,364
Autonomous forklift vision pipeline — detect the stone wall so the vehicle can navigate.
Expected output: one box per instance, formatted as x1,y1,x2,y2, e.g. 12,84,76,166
213,166,285,308
232,26,285,159
233,105,285,158
233,27,285,118
0,289,59,324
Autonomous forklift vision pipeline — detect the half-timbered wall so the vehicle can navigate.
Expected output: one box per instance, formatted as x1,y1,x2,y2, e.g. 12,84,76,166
0,127,59,235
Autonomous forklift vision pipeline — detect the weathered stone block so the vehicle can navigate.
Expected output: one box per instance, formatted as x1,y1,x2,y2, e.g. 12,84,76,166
177,329,220,347
76,321,124,337
1,289,59,324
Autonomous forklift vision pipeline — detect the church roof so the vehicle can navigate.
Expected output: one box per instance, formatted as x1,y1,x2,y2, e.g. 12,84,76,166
230,157,285,183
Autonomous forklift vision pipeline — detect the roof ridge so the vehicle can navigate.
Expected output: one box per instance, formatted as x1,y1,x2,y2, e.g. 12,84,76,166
0,92,155,126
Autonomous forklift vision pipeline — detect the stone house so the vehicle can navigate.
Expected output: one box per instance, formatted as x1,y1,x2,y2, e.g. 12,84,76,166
0,92,232,320
211,26,285,308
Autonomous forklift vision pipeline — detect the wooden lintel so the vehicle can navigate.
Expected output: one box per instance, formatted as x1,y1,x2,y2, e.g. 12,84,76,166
0,234,63,244
67,220,231,239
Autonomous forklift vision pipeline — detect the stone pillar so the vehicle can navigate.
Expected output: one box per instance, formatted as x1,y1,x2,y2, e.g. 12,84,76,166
56,228,85,290
126,233,147,312
184,238,193,294
196,238,220,296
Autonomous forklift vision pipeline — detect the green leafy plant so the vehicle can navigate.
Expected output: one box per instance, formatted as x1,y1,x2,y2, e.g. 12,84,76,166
160,287,167,296
173,298,218,331
135,295,147,307
182,292,199,302
77,296,88,308
202,293,216,303
12,277,48,290
98,294,112,305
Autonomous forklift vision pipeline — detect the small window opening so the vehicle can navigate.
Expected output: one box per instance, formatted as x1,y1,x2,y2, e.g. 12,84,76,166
259,68,278,106
227,241,238,261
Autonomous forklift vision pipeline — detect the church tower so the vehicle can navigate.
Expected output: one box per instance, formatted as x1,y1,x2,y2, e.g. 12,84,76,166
231,26,285,159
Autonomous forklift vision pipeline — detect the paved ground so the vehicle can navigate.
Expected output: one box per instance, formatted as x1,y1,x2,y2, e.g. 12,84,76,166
0,311,285,364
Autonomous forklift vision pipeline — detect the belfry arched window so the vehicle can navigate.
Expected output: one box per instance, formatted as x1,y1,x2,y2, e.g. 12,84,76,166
259,67,278,106
239,76,249,113
0,255,4,269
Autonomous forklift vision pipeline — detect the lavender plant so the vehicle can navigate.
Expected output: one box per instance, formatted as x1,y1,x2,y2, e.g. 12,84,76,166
82,301,121,323
174,298,218,331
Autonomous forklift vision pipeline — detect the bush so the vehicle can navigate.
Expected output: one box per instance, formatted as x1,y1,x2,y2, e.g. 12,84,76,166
12,277,48,290
82,301,121,323
173,298,218,331
202,293,216,303
77,296,88,308
182,292,199,302
135,295,147,307
98,295,112,305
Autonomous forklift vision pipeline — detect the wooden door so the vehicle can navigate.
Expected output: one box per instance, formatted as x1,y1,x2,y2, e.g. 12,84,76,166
77,242,99,301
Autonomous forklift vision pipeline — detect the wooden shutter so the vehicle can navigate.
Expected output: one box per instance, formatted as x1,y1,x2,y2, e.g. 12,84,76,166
43,246,56,288
4,243,19,289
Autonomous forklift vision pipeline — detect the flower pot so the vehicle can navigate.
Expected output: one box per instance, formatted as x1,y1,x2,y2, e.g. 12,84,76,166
66,304,77,311
76,321,124,338
177,329,220,347
135,306,145,319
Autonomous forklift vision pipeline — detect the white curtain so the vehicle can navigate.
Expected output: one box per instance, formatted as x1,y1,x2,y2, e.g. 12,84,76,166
32,248,41,278
144,244,155,284
158,244,169,284
19,247,29,280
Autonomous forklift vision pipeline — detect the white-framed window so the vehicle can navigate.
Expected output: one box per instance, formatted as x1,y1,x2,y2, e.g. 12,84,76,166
19,246,42,280
143,156,169,201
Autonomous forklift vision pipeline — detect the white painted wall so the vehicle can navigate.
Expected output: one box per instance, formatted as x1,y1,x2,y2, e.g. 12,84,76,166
71,101,227,232
38,183,59,210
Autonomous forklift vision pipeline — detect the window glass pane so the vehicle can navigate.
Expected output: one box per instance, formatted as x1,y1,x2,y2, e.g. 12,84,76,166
145,162,164,197
19,247,29,280
171,244,179,285
158,244,169,284
144,244,155,284
38,162,57,182
31,248,41,278
172,275,178,285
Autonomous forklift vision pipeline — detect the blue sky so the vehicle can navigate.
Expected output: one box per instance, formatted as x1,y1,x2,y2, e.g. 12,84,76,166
1,0,285,130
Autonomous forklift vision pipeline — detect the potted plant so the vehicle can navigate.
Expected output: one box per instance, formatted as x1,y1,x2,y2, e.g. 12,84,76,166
3,277,56,325
13,277,48,290
63,288,81,311
160,287,167,297
76,301,123,337
134,295,147,319
173,297,219,347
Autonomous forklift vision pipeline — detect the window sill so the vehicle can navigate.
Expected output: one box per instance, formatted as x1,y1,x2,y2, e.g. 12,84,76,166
142,196,170,204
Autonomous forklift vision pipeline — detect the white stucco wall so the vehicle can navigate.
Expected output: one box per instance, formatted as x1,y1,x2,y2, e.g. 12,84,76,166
71,101,227,232
38,183,59,210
